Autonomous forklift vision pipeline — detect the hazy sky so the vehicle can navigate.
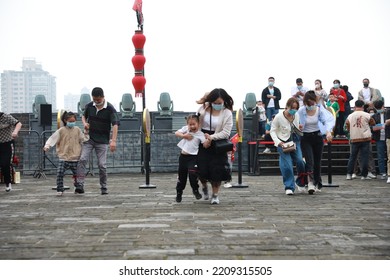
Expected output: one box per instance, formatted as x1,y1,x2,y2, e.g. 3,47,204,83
1,0,389,113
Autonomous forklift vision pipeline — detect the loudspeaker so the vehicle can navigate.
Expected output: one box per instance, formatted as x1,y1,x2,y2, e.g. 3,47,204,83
39,104,52,126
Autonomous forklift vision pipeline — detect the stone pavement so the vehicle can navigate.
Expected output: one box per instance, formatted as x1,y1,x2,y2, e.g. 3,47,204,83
0,172,389,260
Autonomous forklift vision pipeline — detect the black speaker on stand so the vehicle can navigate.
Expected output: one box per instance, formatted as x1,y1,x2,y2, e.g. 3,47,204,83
34,104,56,178
39,104,52,126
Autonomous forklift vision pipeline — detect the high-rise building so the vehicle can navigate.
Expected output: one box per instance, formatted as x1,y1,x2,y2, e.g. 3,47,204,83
0,58,56,113
63,87,90,112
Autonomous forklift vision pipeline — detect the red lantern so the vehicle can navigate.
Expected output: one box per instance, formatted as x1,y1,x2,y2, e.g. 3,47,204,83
132,30,146,50
132,53,146,71
132,74,146,97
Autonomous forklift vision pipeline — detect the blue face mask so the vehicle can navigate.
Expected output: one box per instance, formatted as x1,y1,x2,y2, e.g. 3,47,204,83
306,105,316,111
377,109,383,114
297,85,302,90
66,122,76,128
333,83,340,89
212,103,224,111
288,109,297,115
268,82,274,87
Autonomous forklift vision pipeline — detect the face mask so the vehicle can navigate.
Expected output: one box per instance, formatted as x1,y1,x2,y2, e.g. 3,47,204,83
363,83,369,88
67,122,76,128
297,85,302,90
377,109,383,114
369,113,375,116
306,105,316,111
268,82,274,86
315,83,320,89
288,109,297,115
212,103,224,111
333,83,340,89
95,100,105,106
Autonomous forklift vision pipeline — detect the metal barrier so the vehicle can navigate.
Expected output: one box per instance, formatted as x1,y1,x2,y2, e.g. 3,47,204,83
14,128,249,176
17,130,41,175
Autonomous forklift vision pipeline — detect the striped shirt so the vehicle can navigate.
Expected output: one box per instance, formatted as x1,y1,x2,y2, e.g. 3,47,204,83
84,101,120,144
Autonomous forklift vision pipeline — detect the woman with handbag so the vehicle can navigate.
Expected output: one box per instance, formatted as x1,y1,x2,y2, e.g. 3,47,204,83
197,88,234,204
270,98,306,195
298,91,335,194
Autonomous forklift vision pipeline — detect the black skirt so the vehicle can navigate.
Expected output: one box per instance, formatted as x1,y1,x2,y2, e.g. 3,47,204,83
197,143,231,183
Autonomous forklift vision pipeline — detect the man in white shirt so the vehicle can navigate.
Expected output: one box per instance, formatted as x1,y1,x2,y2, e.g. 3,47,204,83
291,78,309,107
357,78,382,109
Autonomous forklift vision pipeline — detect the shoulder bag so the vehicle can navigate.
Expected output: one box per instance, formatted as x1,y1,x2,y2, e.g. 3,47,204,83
209,109,233,154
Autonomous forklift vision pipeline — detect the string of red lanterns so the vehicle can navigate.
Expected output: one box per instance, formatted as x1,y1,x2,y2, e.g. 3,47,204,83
132,30,146,97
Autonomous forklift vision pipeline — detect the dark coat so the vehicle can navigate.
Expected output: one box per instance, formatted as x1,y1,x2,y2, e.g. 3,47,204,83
261,87,282,110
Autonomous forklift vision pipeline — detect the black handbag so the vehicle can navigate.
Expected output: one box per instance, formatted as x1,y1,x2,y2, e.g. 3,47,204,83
209,108,233,154
213,139,234,154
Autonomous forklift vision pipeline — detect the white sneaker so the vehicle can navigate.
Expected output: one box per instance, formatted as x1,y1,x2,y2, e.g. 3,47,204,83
223,182,233,188
210,195,220,204
296,185,307,193
308,182,315,195
5,184,12,192
361,176,372,180
381,174,387,180
56,191,64,196
346,174,352,180
367,172,377,179
263,148,271,154
352,173,357,179
285,189,294,195
387,177,390,184
314,187,321,193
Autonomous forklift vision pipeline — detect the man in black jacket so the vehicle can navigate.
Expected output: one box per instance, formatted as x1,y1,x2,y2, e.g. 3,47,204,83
261,77,282,121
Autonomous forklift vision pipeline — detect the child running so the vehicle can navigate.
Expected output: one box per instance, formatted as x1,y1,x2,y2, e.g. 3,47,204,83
43,111,86,196
175,114,206,202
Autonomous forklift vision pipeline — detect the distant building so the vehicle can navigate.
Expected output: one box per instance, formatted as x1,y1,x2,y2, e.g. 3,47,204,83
63,93,80,112
0,58,56,113
63,87,89,113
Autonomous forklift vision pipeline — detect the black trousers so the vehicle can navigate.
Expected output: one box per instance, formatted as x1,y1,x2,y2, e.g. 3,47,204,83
335,111,346,136
300,131,324,187
176,154,200,194
0,141,14,185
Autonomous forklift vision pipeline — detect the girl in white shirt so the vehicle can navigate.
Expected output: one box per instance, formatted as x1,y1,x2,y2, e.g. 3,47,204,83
175,114,206,203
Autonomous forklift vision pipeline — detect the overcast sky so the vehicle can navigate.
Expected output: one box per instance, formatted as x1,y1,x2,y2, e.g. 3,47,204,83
1,0,389,113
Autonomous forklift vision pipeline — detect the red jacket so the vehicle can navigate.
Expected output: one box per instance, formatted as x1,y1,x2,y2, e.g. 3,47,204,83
330,88,347,112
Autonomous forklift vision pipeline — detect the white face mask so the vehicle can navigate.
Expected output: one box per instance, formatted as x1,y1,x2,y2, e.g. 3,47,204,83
95,100,105,106
315,83,320,89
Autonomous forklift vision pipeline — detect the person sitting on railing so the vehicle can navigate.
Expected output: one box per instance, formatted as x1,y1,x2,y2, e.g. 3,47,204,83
262,114,276,154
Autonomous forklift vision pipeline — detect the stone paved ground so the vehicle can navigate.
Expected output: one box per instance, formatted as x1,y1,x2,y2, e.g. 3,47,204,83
0,173,389,260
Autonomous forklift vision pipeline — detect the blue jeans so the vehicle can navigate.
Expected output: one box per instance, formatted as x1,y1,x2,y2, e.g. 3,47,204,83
277,140,306,191
76,139,108,190
347,141,369,177
259,121,266,136
375,140,386,175
266,107,278,122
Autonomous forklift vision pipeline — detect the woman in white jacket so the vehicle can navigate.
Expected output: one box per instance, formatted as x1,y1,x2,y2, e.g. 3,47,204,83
197,88,234,204
270,97,306,195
